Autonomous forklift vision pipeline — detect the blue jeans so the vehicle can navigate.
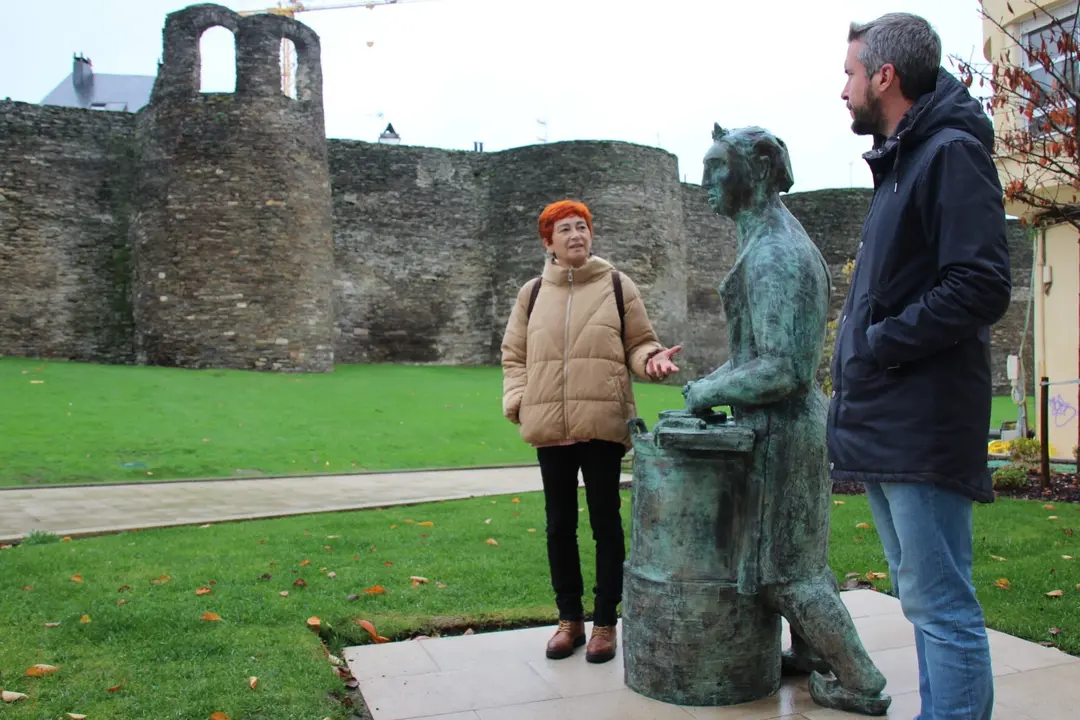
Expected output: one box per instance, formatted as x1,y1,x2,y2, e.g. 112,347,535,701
864,481,993,720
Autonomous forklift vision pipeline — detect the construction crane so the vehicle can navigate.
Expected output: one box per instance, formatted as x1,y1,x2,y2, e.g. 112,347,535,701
237,0,432,98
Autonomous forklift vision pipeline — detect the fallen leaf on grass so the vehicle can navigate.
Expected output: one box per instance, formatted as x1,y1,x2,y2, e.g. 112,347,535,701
328,572,337,579
1045,504,1057,510
118,585,132,592
364,585,386,595
150,575,171,585
71,574,83,583
855,522,871,529
106,685,122,693
66,713,87,719
404,520,415,525
2,691,27,702
484,519,492,525
300,560,312,567
356,619,390,643
437,583,447,589
528,528,537,533
201,612,222,622
116,599,127,606
833,500,845,506
45,622,60,628
196,586,213,596
1050,627,1063,636
323,545,333,552
279,591,289,597
384,561,393,567
995,578,1011,590
410,576,429,584
249,676,258,689
327,535,340,539
866,572,888,580
389,524,398,529
210,713,230,720
80,615,91,624
307,617,321,630
26,664,60,677
1046,589,1065,598
62,536,72,542
485,538,499,546
512,498,521,503
1063,556,1074,561
294,578,307,588
259,573,272,581
990,555,1008,562
22,585,32,591
419,521,435,527
1049,516,1060,521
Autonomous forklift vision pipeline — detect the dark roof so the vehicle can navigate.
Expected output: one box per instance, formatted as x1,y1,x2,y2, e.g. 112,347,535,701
41,72,155,113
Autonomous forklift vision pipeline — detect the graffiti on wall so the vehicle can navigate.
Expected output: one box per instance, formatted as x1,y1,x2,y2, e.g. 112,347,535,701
1050,393,1078,428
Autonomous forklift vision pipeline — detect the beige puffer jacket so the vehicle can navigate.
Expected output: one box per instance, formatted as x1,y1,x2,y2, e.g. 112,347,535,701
501,255,666,449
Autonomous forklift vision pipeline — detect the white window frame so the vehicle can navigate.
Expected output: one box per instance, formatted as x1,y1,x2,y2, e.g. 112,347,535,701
1019,0,1079,137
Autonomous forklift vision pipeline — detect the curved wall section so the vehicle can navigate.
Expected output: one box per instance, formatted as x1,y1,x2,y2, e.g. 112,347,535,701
131,4,334,372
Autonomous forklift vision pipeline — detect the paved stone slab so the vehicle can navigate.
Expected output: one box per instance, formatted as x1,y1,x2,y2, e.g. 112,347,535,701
0,467,595,543
344,590,1079,720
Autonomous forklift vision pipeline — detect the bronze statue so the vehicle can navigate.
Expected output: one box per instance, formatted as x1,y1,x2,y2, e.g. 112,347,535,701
620,124,890,716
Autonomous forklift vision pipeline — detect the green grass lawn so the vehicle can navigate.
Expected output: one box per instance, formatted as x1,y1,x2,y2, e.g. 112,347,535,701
1,491,1077,718
0,358,1027,487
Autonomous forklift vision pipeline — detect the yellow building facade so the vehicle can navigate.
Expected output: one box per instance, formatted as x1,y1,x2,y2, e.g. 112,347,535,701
982,0,1079,458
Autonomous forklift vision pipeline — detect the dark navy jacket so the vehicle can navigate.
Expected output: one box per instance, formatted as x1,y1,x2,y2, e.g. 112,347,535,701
827,68,1012,503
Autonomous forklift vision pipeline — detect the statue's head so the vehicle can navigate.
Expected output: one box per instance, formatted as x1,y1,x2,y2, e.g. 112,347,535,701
702,124,794,217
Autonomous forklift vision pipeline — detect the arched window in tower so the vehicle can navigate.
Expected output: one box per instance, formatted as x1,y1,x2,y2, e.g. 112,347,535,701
280,38,298,99
198,25,237,93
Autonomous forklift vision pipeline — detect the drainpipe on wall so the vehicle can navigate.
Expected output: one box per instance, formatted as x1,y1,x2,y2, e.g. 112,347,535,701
1038,224,1050,487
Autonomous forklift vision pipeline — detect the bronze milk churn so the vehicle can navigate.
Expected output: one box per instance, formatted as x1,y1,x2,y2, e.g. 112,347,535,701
622,409,782,706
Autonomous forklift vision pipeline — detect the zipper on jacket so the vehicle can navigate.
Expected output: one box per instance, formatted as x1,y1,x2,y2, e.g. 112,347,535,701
563,267,573,439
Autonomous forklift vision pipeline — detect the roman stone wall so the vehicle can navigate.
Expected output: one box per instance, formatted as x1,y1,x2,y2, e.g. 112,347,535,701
0,100,137,364
130,4,335,373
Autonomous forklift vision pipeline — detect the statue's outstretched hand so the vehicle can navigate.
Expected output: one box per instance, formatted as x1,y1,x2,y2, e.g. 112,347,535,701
647,345,682,380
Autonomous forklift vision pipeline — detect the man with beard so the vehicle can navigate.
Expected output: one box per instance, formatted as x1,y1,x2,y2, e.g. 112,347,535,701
832,12,1011,720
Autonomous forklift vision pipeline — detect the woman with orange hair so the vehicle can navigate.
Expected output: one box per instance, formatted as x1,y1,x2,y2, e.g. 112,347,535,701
500,199,681,664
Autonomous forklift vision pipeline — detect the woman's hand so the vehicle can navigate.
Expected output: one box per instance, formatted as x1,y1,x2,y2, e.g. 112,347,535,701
647,345,682,380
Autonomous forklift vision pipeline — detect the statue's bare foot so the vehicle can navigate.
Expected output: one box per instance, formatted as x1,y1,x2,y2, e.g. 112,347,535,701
781,648,831,676
809,671,891,716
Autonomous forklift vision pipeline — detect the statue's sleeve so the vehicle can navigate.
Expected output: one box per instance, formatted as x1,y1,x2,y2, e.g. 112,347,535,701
500,283,530,421
620,273,665,379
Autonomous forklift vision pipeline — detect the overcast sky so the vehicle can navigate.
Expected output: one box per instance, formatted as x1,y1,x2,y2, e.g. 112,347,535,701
2,0,988,192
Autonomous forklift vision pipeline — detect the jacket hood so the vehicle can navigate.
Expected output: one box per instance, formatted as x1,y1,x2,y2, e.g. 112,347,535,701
867,67,994,162
541,254,615,286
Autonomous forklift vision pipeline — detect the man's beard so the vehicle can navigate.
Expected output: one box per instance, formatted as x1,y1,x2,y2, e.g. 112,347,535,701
850,89,884,136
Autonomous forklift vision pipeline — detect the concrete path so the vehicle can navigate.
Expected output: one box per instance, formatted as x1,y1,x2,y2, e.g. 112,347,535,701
0,466,583,543
345,589,1079,720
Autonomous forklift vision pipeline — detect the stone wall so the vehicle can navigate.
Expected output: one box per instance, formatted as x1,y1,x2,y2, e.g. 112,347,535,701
0,0,1033,397
0,100,137,364
130,4,335,373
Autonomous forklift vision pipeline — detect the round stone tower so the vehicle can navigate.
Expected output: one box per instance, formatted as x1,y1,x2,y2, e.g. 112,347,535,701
131,3,334,372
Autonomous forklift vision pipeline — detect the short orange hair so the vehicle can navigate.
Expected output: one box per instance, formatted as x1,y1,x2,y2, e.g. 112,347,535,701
537,200,593,243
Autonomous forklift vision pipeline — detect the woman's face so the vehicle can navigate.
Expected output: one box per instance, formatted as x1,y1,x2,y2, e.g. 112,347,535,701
544,215,592,267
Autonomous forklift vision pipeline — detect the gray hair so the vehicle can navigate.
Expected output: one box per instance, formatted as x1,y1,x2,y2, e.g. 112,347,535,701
848,12,941,100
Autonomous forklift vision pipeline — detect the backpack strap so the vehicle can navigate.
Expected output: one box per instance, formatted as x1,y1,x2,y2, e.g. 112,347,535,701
526,276,542,320
611,268,625,339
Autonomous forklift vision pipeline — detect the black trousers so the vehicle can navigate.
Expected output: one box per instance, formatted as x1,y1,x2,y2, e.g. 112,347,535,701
536,439,626,627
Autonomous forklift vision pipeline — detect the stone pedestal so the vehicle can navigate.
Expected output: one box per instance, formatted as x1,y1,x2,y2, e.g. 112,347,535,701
623,410,781,706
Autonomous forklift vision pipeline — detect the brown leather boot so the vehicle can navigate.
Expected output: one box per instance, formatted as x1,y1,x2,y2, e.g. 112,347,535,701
585,624,617,664
545,619,586,659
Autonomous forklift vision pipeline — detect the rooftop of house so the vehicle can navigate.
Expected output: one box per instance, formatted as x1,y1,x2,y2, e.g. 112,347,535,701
41,54,155,113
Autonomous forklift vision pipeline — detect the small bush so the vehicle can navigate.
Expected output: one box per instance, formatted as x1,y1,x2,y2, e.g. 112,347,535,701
1009,437,1041,464
993,465,1029,490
